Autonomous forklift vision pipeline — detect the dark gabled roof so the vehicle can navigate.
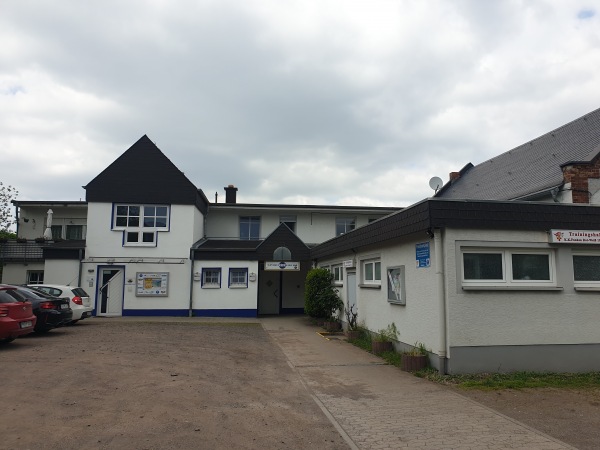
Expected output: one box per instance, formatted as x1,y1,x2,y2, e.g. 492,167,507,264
436,107,600,201
12,201,87,207
310,198,600,260
84,135,209,214
192,224,311,261
192,238,262,261
256,223,311,261
209,203,401,213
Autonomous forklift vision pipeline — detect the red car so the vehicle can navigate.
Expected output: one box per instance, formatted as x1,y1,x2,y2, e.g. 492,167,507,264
0,285,36,343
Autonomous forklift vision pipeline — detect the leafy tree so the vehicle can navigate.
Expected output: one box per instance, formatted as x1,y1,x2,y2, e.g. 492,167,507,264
304,268,343,320
0,182,18,232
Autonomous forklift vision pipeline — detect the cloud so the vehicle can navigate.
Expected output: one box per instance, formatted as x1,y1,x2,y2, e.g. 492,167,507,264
1,0,600,208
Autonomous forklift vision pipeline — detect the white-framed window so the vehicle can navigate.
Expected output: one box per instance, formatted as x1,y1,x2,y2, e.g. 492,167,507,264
572,253,600,288
240,216,260,240
336,217,356,236
202,268,221,288
229,268,248,288
113,204,170,246
332,264,343,283
362,259,381,285
279,215,297,233
461,249,556,288
27,270,44,284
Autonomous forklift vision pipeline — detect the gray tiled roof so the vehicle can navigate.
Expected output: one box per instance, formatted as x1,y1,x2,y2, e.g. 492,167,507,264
437,107,600,200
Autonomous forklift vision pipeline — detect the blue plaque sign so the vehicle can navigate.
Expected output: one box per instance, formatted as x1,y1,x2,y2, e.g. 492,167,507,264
415,242,430,268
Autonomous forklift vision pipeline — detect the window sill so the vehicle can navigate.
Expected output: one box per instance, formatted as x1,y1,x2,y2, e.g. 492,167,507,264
359,284,381,289
574,286,600,291
201,285,221,289
333,282,344,287
229,285,248,289
387,300,406,306
462,285,563,291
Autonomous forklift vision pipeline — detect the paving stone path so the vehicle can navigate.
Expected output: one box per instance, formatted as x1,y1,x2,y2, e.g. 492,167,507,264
262,317,575,450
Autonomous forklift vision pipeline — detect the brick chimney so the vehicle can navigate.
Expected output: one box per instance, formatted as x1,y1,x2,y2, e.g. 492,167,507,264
562,161,600,203
224,185,238,204
449,172,460,181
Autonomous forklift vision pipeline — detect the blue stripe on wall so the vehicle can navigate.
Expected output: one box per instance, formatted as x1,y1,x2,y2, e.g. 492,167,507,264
193,309,257,318
122,309,188,317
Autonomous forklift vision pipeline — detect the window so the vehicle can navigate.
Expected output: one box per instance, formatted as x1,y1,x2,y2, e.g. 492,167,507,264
332,265,343,283
336,217,356,236
462,249,555,288
27,270,44,284
51,225,63,240
363,259,381,284
201,268,221,288
66,225,83,240
240,216,260,240
279,215,296,233
573,254,600,288
113,204,170,246
229,268,248,288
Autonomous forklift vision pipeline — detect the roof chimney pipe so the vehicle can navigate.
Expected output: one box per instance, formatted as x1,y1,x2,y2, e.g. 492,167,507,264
224,185,238,204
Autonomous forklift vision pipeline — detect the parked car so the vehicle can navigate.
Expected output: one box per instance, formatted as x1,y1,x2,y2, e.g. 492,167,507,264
0,285,37,343
4,285,72,332
28,285,93,324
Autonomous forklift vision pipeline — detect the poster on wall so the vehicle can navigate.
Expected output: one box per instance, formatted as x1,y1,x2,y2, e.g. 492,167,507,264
136,272,169,296
387,266,406,305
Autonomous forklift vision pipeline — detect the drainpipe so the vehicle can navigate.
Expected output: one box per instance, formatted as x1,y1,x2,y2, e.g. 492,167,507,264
188,248,195,318
434,228,448,374
77,248,83,286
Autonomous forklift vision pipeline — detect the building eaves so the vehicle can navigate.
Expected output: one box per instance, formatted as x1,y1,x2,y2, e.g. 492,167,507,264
310,198,600,260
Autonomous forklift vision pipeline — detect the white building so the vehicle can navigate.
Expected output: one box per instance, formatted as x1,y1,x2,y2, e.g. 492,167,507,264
2,135,397,318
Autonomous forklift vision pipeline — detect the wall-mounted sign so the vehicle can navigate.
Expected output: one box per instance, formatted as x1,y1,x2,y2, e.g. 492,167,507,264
265,261,300,271
416,242,431,268
550,229,600,244
343,259,355,268
136,272,169,296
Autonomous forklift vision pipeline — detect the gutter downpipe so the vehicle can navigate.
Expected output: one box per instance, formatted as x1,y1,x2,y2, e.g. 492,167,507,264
189,248,195,318
434,228,448,374
77,248,83,286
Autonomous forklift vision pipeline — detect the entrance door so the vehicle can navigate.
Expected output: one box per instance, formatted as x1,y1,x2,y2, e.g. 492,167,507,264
97,268,124,316
258,270,280,315
347,271,357,314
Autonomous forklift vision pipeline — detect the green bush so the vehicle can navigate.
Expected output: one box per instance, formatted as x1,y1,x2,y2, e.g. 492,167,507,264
304,268,343,319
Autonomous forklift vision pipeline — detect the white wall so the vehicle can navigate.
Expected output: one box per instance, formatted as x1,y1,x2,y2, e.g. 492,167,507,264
205,207,387,244
192,260,259,311
17,205,87,239
444,228,600,348
86,203,201,258
318,234,440,355
44,260,81,286
1,262,45,285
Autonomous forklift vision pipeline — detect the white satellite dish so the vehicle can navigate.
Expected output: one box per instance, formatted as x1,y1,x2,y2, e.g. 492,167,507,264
429,176,443,193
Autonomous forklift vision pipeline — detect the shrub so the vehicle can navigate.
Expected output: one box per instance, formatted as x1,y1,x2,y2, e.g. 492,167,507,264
304,268,343,320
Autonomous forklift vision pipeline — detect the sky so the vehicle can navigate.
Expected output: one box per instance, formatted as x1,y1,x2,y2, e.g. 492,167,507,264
2,0,600,208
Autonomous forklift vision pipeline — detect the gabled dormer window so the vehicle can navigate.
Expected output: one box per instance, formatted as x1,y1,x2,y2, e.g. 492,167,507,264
113,204,170,246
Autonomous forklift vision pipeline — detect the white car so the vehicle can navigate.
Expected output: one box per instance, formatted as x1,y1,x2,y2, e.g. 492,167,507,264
27,284,93,324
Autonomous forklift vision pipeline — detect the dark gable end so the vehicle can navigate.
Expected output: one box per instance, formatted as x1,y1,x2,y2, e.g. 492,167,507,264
256,223,311,261
84,135,209,214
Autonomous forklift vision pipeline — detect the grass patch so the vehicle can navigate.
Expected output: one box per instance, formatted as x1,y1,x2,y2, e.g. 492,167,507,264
415,369,600,390
347,332,402,367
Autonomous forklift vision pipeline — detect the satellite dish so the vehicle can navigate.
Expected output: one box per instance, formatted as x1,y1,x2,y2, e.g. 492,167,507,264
429,176,443,193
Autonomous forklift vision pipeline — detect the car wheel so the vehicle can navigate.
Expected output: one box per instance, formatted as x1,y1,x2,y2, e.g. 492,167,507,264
34,328,51,333
69,320,79,325
0,337,16,344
